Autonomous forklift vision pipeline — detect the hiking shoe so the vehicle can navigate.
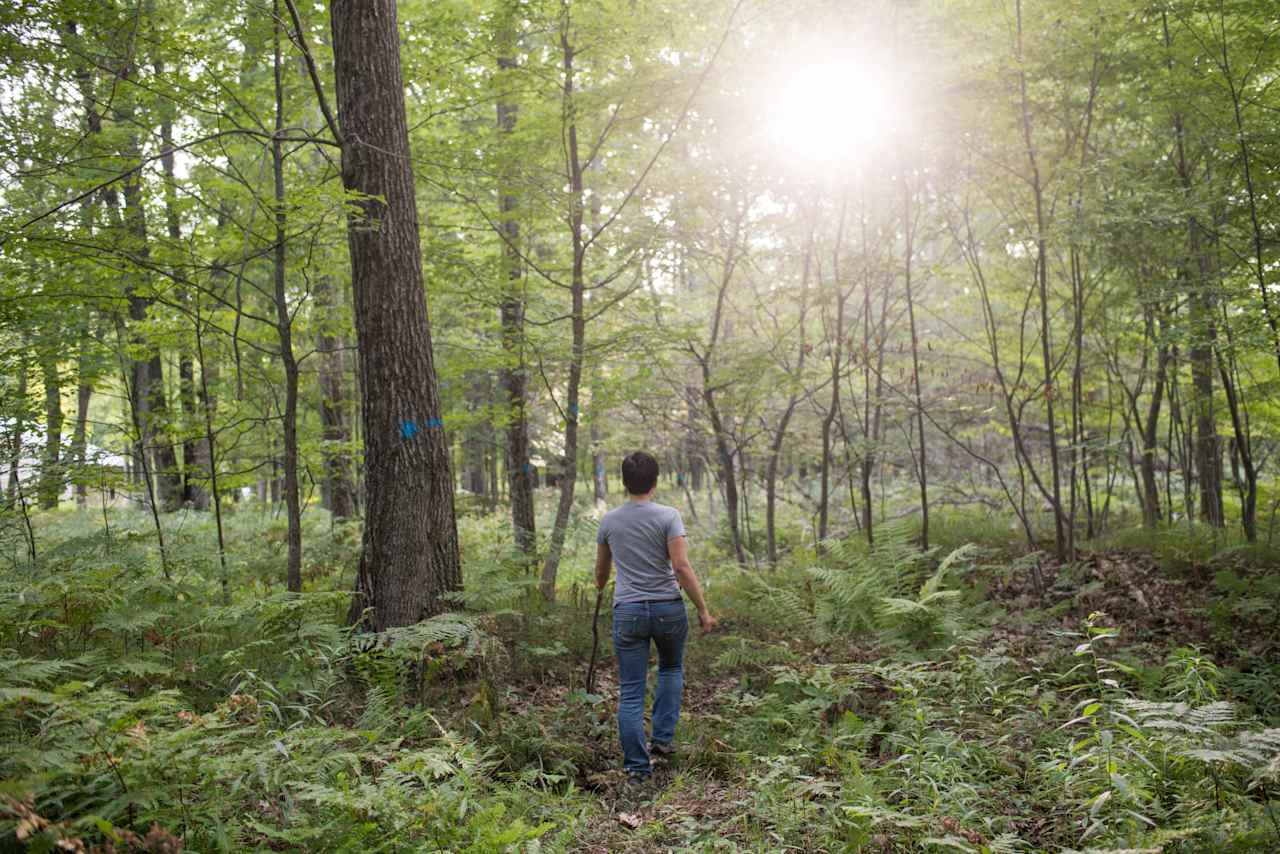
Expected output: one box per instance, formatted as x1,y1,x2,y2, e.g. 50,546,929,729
625,771,653,787
649,741,676,757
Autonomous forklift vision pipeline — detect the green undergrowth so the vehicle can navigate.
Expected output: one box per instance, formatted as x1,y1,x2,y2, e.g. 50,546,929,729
2,506,1280,852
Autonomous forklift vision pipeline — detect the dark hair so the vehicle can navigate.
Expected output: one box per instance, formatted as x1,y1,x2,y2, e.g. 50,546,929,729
621,451,659,495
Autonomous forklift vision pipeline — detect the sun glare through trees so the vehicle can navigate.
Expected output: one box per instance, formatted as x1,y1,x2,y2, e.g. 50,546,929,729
767,60,896,161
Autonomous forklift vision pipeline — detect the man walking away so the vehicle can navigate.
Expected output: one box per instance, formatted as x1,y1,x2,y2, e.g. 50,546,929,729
595,451,717,784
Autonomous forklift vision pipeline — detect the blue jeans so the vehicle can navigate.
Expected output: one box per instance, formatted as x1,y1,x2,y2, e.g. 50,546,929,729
612,599,688,776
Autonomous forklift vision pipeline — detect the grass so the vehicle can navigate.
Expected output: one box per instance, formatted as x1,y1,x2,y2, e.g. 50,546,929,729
2,499,1280,852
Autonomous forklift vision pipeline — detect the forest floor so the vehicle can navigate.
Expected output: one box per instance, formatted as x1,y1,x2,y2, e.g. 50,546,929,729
4,510,1280,852
476,540,1280,852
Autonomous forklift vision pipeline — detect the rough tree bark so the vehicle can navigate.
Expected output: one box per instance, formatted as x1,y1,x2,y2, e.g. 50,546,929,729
329,0,462,628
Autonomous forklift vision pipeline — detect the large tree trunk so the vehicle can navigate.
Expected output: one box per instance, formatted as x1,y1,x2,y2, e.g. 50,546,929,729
330,0,461,629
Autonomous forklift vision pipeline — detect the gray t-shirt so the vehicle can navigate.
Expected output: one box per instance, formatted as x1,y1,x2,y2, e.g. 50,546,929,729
597,500,686,605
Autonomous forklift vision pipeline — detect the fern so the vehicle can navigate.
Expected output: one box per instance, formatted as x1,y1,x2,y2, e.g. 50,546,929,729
1178,727,1280,772
808,525,975,646
714,635,797,670
1117,699,1240,734
441,556,535,613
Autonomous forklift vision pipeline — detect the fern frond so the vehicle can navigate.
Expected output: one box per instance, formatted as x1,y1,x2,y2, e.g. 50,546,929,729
714,636,797,670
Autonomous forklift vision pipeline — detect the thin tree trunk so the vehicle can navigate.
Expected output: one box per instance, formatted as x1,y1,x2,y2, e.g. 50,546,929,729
73,354,92,508
591,421,607,507
114,317,169,577
1215,13,1280,378
1017,0,1066,559
1163,11,1222,530
695,206,747,566
860,190,889,546
765,229,811,566
7,356,26,504
902,174,929,550
272,0,303,593
38,355,63,509
193,293,230,603
494,5,535,558
316,275,357,520
112,47,181,510
818,199,849,550
704,379,744,564
1139,335,1170,529
155,55,204,510
1068,56,1100,550
540,15,587,599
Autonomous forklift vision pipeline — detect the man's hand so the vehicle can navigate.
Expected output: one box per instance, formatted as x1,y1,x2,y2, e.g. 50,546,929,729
594,543,612,591
697,609,719,634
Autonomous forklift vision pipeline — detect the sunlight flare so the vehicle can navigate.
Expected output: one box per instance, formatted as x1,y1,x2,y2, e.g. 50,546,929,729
768,61,894,161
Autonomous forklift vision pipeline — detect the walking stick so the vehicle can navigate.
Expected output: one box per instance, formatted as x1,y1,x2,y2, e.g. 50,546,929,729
586,586,605,694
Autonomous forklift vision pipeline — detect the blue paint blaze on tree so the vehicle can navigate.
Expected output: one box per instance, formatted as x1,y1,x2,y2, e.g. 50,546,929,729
400,417,443,439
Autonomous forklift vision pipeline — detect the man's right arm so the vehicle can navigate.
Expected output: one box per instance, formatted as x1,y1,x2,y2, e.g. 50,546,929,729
668,535,717,633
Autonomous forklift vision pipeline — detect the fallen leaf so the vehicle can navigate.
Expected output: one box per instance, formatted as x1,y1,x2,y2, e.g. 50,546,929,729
617,812,642,829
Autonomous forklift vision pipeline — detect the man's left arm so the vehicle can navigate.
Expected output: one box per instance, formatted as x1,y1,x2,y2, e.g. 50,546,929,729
595,542,612,590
